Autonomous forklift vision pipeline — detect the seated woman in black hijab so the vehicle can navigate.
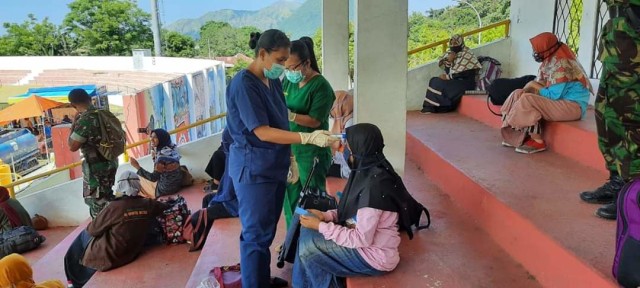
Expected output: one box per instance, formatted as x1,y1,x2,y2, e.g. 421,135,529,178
293,123,409,288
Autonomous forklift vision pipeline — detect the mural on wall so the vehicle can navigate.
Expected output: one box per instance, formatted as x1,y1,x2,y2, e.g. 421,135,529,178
207,68,218,133
215,64,227,129
170,76,190,145
151,84,169,131
192,72,208,139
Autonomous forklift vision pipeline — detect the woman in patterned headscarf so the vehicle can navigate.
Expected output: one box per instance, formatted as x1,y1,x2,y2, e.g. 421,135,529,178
421,34,482,114
500,32,592,154
130,129,184,198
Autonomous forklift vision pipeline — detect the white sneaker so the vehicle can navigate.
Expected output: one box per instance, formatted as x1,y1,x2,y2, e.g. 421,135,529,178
501,141,514,148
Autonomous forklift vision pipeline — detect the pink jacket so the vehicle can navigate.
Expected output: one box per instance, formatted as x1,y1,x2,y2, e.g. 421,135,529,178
319,208,401,271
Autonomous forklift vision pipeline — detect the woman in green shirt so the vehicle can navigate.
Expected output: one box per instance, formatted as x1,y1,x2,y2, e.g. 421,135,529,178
283,37,336,228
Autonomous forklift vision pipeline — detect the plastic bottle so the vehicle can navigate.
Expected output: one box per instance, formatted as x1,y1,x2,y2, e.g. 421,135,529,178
197,276,221,288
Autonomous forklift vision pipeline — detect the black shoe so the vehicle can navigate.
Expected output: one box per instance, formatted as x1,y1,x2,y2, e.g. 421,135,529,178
579,176,624,204
421,105,436,114
270,277,288,288
596,202,617,220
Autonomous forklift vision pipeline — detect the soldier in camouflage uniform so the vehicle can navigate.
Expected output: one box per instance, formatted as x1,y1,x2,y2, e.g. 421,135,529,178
67,89,118,219
580,0,640,220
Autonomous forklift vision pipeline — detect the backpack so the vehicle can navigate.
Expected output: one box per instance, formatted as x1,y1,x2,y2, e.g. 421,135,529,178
382,162,431,240
388,179,431,239
94,109,126,161
613,180,640,287
183,207,215,252
487,75,537,106
157,195,190,245
476,56,503,91
0,226,46,258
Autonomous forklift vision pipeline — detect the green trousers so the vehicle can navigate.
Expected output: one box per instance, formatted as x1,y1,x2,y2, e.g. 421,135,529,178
283,149,331,228
82,160,117,219
595,16,640,181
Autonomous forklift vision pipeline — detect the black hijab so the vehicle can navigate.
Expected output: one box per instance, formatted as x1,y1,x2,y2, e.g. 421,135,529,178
152,129,172,150
337,123,400,224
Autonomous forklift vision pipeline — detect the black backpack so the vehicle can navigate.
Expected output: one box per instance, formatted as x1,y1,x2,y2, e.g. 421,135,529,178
487,75,537,106
382,162,431,239
0,226,46,257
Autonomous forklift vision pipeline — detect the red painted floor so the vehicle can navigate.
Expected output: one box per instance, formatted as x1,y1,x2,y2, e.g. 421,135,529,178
406,111,616,287
458,94,605,173
346,160,541,288
23,226,77,264
32,184,207,287
186,214,291,288
87,184,205,288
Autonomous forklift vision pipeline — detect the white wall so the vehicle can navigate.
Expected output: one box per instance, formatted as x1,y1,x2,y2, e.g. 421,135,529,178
16,132,222,226
509,0,557,78
0,56,223,75
406,39,512,111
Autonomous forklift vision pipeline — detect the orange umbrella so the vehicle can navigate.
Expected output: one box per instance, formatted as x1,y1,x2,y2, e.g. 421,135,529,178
0,95,65,123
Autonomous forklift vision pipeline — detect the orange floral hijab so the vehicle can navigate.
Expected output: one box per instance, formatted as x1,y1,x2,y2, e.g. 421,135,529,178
530,32,593,92
0,254,64,288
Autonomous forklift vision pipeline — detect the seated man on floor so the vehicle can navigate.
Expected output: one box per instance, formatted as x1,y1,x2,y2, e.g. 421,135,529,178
500,32,592,154
64,171,169,288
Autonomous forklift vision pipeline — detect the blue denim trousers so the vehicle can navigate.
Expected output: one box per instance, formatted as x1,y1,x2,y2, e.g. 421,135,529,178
64,230,97,288
292,227,384,288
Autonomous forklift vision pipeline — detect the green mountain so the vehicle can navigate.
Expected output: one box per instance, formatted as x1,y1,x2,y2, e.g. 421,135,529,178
165,0,354,40
165,0,302,39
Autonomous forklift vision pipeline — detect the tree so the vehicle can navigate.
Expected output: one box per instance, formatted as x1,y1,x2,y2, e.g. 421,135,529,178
63,0,153,56
226,59,251,83
312,22,355,80
0,14,72,56
198,21,259,58
163,30,196,58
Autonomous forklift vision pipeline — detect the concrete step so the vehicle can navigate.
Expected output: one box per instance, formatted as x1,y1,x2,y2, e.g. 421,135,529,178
23,226,77,264
33,221,90,283
188,171,541,288
185,216,290,288
458,94,605,174
32,184,206,287
333,162,542,288
86,185,205,288
406,111,616,287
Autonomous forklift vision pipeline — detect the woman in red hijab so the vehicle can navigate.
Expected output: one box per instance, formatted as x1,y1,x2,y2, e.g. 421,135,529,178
501,32,592,154
0,187,33,233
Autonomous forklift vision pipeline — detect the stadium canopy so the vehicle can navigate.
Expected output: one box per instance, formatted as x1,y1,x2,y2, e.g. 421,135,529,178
8,85,104,104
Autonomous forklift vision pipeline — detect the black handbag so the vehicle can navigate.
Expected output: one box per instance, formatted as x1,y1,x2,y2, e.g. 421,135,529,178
277,157,338,268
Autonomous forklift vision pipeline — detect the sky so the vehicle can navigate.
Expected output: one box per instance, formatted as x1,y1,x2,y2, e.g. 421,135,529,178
0,0,456,34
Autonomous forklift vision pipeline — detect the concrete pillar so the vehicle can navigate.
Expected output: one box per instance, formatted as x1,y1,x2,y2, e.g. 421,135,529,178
51,125,82,180
354,0,408,173
322,0,350,90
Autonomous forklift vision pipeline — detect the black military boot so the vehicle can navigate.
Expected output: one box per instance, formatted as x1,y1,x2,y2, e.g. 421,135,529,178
579,175,625,204
596,201,617,220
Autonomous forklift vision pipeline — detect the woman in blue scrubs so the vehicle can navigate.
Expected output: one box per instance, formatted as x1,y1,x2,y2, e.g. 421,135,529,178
226,29,338,288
